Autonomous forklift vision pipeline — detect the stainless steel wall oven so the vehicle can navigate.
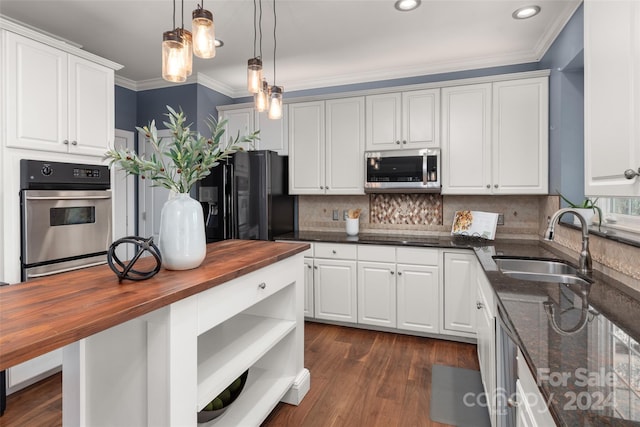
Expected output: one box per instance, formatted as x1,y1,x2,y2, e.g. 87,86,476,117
20,160,112,281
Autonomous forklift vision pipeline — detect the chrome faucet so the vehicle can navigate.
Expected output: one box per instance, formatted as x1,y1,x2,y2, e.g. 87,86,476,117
544,208,592,275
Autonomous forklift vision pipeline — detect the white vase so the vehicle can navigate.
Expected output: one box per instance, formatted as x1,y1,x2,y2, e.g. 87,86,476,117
572,208,595,226
346,217,359,236
158,192,206,270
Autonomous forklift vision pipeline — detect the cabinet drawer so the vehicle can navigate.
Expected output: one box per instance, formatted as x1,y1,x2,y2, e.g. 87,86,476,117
314,243,357,259
197,255,300,335
396,247,439,265
357,245,395,262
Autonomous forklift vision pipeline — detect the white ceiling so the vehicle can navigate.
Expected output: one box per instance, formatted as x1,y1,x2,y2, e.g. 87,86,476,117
0,0,581,97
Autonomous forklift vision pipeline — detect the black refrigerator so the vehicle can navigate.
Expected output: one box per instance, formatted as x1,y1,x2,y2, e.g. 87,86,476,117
197,150,294,242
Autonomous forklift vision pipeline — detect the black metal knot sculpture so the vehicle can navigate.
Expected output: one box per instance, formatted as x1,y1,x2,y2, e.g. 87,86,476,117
107,236,162,283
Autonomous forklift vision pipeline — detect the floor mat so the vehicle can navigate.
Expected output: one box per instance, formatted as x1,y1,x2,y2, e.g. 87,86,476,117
430,364,491,427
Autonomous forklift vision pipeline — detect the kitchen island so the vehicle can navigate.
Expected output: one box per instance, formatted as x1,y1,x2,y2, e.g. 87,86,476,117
0,239,310,426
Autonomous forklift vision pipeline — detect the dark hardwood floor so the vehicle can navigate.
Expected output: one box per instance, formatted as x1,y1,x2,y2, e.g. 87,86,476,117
0,322,479,427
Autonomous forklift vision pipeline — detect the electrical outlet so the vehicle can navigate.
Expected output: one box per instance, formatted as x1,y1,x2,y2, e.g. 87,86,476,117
343,210,349,220
497,213,505,225
332,209,339,221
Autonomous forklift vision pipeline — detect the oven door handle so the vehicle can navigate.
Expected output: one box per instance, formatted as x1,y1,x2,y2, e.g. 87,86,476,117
25,195,111,201
26,260,107,279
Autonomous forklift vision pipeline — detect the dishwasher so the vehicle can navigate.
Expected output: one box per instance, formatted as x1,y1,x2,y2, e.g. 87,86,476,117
496,304,518,427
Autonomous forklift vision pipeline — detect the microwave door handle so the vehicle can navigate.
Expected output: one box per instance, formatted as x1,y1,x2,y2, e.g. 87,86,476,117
422,153,428,185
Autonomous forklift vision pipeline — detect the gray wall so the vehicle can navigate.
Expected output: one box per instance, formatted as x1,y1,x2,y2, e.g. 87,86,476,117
539,4,584,206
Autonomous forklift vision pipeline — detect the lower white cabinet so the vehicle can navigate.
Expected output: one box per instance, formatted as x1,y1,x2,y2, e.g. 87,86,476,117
303,257,314,318
357,261,397,328
476,270,497,426
442,251,477,337
396,263,439,333
314,253,357,323
516,348,556,427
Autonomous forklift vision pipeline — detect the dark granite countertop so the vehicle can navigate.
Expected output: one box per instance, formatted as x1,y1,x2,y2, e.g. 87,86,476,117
277,231,640,426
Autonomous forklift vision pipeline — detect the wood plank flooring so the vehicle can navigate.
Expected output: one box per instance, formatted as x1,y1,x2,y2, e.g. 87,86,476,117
0,322,478,427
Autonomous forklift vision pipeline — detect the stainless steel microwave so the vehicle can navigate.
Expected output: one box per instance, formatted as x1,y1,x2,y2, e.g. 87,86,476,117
364,149,441,193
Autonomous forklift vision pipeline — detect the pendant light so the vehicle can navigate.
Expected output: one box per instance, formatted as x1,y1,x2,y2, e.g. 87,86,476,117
192,1,216,58
162,0,188,82
255,78,270,112
268,0,283,120
247,0,263,93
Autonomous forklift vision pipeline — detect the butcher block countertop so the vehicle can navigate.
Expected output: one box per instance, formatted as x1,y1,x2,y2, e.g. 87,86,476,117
0,239,309,371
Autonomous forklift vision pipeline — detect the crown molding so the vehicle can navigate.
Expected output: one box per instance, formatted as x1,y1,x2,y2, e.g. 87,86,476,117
0,15,123,71
532,2,582,61
195,73,236,98
114,75,137,91
133,75,198,92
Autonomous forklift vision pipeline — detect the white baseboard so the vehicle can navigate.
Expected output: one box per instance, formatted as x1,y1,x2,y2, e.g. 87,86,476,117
281,368,310,405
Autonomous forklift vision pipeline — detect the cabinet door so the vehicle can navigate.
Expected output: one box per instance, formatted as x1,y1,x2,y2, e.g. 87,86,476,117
357,261,396,328
516,349,556,427
441,84,492,194
584,0,640,196
314,258,357,322
255,107,288,155
476,274,496,426
303,257,314,318
289,101,325,194
325,97,365,195
4,32,68,153
402,89,440,148
397,263,439,334
492,78,548,194
68,56,114,156
442,251,477,336
365,93,402,151
220,108,256,150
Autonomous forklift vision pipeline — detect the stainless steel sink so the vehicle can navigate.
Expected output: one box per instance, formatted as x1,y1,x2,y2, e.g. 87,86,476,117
494,257,593,286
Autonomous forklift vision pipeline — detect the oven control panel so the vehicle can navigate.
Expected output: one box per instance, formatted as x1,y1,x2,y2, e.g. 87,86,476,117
20,160,110,190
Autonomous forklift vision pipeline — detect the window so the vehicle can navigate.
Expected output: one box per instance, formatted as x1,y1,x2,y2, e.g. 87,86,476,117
597,198,640,233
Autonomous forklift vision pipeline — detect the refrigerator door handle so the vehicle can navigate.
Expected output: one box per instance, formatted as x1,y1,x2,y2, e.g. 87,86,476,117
228,162,237,239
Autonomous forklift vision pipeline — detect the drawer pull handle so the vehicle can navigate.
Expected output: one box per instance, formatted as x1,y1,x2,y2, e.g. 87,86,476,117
507,397,519,408
390,271,395,275
258,282,266,290
397,271,402,276
307,264,312,269
332,250,336,254
624,168,640,179
476,301,484,309
63,139,69,145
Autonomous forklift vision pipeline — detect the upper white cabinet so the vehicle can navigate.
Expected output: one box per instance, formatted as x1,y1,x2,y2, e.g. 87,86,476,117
218,107,289,155
584,0,640,196
441,83,492,194
289,97,365,195
4,31,115,157
365,89,440,151
442,77,549,195
492,77,548,194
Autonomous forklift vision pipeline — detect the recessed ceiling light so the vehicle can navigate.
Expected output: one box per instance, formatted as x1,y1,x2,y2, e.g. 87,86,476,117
512,5,541,19
214,39,224,48
394,0,421,12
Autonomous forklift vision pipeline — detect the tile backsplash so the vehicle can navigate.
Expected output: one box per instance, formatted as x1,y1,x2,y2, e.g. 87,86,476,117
298,193,640,293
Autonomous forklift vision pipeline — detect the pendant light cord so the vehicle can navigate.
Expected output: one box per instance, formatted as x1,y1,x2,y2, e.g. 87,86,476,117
259,0,263,60
253,0,257,57
273,0,277,84
172,0,176,29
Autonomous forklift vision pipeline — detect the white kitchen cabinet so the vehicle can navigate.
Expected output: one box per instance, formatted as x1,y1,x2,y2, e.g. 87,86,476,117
289,98,364,195
218,107,289,155
219,107,256,151
584,0,640,196
442,250,477,337
365,89,440,151
476,270,497,427
256,108,288,155
357,261,397,328
313,243,357,322
516,348,556,427
442,77,549,195
441,83,492,194
492,77,548,194
396,247,440,334
4,31,115,157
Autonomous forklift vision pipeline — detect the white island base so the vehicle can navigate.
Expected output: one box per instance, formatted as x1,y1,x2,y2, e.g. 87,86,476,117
62,254,309,426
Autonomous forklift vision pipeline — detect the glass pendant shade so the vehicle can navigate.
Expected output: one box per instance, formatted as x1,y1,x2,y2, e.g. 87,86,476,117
192,7,216,58
255,79,270,112
268,85,283,120
179,29,193,77
162,30,187,83
247,58,263,93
